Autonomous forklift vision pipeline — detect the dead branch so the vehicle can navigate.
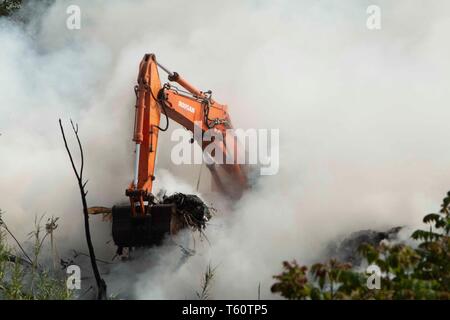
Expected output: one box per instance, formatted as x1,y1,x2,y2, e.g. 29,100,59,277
59,119,107,300
87,206,112,221
87,207,112,215
72,250,112,264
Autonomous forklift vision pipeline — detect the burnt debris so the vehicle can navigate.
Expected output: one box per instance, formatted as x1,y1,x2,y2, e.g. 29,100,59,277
327,226,403,265
161,192,213,233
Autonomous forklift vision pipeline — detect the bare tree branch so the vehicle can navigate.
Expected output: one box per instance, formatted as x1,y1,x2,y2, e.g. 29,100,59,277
72,250,112,265
59,119,107,300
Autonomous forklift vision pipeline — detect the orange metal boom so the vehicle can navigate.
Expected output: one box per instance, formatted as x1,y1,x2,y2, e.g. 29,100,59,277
127,54,248,215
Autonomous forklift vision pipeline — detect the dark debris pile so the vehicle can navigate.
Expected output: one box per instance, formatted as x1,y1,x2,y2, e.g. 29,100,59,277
161,192,213,232
327,226,402,265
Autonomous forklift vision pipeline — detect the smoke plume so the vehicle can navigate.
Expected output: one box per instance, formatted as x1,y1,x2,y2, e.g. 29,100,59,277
1,0,450,298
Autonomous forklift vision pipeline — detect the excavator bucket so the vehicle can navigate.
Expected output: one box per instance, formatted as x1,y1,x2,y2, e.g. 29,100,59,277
110,193,212,249
111,204,175,247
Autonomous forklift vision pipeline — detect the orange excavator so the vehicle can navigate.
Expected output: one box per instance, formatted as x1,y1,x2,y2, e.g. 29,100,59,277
111,54,248,248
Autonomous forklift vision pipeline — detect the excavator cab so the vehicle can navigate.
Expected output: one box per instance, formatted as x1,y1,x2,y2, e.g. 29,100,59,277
109,54,247,249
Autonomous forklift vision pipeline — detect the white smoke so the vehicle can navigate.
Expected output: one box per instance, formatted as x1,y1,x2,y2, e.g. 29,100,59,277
1,0,450,299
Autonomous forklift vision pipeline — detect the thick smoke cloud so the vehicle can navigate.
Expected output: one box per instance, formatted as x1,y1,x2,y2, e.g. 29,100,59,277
1,0,450,298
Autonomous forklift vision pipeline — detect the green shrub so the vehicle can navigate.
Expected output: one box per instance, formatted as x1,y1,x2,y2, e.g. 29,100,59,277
0,210,72,300
0,0,21,17
272,191,450,300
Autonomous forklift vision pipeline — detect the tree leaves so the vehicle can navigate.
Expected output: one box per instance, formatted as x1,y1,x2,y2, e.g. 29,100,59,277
272,189,450,300
0,0,21,17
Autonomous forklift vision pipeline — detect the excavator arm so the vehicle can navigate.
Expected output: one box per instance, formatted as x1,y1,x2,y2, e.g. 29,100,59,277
112,54,248,248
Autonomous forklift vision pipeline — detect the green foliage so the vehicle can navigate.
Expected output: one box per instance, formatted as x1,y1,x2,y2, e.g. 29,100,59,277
0,0,21,17
271,191,450,300
0,209,72,300
196,263,217,300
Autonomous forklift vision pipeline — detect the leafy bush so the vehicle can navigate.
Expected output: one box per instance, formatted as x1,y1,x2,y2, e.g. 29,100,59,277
271,191,450,300
0,210,71,300
0,0,21,17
